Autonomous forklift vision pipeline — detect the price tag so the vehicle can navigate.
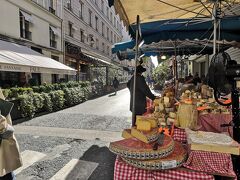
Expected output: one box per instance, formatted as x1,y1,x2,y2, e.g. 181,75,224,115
162,160,177,169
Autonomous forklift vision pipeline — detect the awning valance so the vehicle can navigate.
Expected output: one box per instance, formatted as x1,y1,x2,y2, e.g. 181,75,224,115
0,40,76,75
112,17,240,53
50,26,60,36
20,10,33,23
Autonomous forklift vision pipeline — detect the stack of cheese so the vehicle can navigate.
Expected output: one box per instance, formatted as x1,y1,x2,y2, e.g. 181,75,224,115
153,97,177,126
109,115,187,170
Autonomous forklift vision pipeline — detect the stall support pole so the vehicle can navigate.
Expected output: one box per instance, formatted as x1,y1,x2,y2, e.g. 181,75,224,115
132,15,140,126
213,1,218,55
174,41,178,97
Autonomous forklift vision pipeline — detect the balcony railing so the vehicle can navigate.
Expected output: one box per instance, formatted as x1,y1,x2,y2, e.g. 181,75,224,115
49,7,56,15
50,40,57,48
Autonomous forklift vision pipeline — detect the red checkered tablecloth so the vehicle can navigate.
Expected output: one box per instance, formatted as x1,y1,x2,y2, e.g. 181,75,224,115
173,127,187,143
114,156,214,180
183,150,236,178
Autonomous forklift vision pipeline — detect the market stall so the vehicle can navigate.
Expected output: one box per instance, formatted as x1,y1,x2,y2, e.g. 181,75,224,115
109,85,239,179
107,0,240,179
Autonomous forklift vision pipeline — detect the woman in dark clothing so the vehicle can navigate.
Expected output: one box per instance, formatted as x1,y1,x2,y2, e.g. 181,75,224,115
127,65,156,126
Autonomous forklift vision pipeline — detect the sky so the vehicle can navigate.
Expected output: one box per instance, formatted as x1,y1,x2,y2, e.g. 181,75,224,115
150,56,158,68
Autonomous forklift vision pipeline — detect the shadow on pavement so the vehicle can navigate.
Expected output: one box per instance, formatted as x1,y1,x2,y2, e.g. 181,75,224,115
65,145,116,180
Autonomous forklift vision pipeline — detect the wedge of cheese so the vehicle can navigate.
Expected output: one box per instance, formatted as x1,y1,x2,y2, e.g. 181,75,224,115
159,103,164,111
147,118,158,128
136,119,151,131
122,129,133,139
164,96,170,103
131,127,158,143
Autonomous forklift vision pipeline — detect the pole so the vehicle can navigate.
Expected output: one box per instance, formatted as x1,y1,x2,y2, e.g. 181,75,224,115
132,15,140,127
174,41,178,97
213,1,218,55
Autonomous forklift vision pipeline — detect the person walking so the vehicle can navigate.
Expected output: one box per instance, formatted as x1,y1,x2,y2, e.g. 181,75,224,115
113,77,119,95
127,65,156,126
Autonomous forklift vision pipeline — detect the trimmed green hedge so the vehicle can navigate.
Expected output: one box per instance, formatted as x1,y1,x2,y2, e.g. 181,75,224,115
3,81,91,118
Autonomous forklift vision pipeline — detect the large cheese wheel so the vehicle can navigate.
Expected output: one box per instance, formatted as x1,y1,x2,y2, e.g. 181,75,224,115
121,141,187,170
109,135,174,160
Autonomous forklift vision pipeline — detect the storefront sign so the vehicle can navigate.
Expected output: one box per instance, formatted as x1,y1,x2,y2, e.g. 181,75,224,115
0,64,24,72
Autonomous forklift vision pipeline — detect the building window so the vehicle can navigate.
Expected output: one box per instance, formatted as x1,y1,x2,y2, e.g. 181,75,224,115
114,34,116,43
19,11,32,40
114,17,116,27
107,46,110,55
102,42,105,53
101,0,104,12
66,0,72,11
49,0,55,14
89,9,92,27
69,22,73,37
110,12,112,22
102,22,105,36
110,31,113,43
106,7,109,18
49,26,57,48
89,34,94,47
80,29,84,43
79,1,84,20
107,27,109,40
96,38,99,50
95,16,98,31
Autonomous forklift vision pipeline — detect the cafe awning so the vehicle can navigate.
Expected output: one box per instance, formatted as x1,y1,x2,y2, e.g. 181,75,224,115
0,40,76,75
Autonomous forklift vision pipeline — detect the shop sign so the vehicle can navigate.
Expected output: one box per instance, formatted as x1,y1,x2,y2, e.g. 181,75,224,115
0,64,23,72
30,66,40,73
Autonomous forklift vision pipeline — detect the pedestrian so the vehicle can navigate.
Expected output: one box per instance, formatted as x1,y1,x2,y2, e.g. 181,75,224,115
127,65,156,126
0,89,22,180
113,77,119,95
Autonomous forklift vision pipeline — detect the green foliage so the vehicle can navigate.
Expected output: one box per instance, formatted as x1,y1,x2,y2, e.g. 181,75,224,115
64,87,84,106
8,87,33,99
6,81,91,118
49,90,65,111
152,63,171,89
2,89,10,99
41,93,53,112
18,94,35,118
32,93,44,112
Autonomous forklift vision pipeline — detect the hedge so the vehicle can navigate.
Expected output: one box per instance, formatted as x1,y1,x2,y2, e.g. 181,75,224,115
3,81,91,118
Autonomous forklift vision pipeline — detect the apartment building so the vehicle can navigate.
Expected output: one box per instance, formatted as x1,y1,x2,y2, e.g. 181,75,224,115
0,0,75,87
63,0,123,81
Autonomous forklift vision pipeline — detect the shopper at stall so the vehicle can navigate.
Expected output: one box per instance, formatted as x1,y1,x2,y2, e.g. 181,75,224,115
113,77,120,95
127,65,156,126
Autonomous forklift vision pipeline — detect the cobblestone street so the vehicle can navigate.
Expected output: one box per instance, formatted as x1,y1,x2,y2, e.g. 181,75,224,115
14,88,131,180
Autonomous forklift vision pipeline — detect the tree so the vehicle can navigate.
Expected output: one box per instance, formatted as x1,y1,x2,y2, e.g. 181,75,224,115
152,62,171,90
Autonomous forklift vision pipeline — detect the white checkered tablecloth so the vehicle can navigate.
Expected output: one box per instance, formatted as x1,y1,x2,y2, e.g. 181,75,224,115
114,156,214,180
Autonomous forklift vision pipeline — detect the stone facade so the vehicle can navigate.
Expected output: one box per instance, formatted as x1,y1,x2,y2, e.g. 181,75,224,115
0,0,64,84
